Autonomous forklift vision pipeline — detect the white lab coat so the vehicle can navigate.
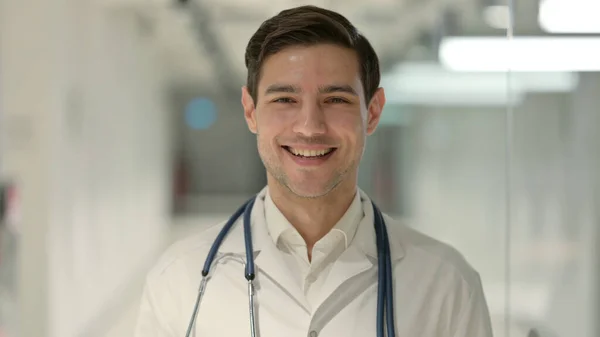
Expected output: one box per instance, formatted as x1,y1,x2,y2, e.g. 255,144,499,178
134,188,493,337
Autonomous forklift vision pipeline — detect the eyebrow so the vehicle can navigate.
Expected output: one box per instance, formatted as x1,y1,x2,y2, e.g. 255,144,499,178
264,84,301,95
318,84,358,96
264,84,358,96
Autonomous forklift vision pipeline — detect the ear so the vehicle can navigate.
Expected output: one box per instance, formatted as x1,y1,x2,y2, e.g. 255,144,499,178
241,86,258,134
366,87,386,135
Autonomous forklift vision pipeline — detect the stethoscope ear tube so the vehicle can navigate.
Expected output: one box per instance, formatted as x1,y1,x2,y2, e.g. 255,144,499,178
247,279,258,337
242,198,259,337
202,198,255,276
184,277,208,337
372,202,396,337
382,213,396,337
373,202,387,337
243,198,257,280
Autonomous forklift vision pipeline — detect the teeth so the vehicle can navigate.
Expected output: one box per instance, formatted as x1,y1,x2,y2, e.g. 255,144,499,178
289,147,333,157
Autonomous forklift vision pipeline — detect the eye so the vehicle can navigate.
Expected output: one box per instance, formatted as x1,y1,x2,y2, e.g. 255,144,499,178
326,97,350,104
272,97,296,104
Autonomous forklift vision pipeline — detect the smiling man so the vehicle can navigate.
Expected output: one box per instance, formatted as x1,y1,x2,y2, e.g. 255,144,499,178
134,5,494,337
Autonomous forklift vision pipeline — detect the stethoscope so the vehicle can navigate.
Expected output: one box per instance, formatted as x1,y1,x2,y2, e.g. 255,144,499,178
184,195,396,337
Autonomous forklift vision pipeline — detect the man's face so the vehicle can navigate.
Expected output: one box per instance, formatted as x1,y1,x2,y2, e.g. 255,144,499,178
242,44,385,198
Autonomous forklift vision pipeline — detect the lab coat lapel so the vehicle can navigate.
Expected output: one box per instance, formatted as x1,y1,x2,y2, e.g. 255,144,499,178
313,191,406,317
313,212,376,313
252,216,311,312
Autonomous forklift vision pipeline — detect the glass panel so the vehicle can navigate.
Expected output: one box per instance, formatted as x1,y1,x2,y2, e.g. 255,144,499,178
506,1,600,336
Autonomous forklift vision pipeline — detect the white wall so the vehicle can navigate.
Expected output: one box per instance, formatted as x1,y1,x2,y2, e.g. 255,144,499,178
0,1,171,336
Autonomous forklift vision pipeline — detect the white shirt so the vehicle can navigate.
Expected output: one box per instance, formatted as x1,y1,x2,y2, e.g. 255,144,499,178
134,187,494,337
264,190,363,311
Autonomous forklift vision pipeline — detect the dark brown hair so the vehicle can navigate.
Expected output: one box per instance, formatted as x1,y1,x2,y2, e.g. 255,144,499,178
244,5,381,104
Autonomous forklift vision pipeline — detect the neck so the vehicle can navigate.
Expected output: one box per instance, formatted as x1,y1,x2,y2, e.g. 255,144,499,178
267,175,357,251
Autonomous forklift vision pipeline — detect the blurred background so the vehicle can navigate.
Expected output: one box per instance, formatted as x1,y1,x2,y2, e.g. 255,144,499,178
0,0,599,336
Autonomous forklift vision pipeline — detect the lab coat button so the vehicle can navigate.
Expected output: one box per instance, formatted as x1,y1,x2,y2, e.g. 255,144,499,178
309,330,318,337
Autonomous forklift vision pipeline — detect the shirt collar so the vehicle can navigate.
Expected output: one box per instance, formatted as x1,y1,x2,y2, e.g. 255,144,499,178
216,187,406,262
264,189,363,249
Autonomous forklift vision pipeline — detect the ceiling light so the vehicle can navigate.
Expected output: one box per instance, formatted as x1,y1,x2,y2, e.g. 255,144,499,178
381,63,578,107
539,0,600,33
439,37,600,72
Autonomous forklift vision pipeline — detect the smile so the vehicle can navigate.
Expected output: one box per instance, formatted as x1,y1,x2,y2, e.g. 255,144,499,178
283,146,336,158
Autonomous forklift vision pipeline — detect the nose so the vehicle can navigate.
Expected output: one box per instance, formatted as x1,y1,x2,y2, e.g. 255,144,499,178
292,101,327,136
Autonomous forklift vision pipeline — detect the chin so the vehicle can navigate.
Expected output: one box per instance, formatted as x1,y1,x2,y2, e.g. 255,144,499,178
285,180,340,199
287,188,330,199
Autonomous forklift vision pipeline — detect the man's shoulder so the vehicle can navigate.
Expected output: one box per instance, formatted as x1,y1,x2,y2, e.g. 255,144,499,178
146,220,227,280
385,215,481,289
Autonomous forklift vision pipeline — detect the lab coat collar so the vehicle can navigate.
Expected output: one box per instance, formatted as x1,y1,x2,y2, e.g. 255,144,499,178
354,188,406,262
217,187,406,262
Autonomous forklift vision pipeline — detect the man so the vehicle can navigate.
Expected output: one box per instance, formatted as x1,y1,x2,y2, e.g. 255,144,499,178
135,5,493,337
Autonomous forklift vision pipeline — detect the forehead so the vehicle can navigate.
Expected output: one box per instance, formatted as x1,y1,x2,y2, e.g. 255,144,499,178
258,44,362,93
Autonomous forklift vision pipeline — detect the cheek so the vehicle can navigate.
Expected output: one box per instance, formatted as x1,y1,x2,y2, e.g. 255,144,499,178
257,109,290,128
257,110,295,145
256,118,283,148
326,113,364,136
